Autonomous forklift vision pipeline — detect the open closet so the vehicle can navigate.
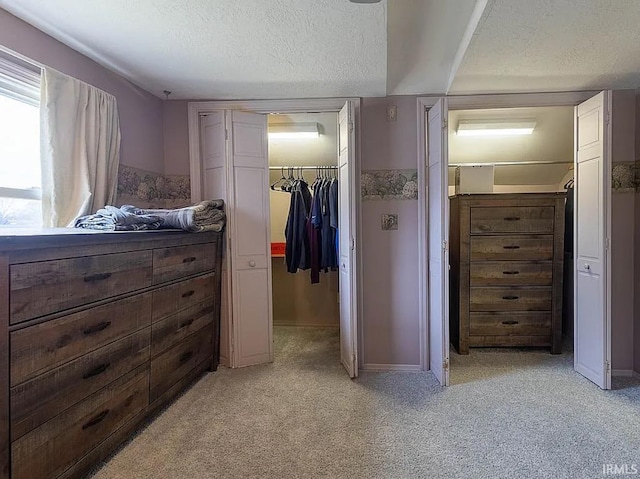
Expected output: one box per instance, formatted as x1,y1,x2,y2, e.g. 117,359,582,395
268,113,340,331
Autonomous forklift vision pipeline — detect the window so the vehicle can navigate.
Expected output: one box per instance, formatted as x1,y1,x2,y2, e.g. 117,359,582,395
0,50,41,227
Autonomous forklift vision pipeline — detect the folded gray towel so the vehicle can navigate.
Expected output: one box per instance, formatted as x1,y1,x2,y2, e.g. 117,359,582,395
122,200,226,232
74,205,163,231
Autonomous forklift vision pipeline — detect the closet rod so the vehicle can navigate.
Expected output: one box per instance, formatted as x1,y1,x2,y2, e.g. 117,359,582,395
269,165,337,170
449,160,572,167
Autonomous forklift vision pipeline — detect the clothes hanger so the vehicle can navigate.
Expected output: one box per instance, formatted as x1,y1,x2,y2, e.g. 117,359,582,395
270,167,286,191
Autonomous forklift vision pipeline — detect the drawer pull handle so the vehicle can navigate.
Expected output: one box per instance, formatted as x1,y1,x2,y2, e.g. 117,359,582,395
502,295,519,300
182,290,195,298
502,320,519,325
83,362,111,379
179,318,195,329
84,272,112,282
183,256,197,263
82,409,110,430
503,245,520,250
179,351,194,364
503,217,521,221
83,321,112,335
503,271,520,275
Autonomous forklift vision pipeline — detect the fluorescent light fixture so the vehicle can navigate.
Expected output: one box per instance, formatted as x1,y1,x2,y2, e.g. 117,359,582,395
268,122,319,139
456,119,536,137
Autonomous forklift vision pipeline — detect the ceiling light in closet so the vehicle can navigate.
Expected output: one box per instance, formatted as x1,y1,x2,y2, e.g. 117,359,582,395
456,120,537,137
268,122,319,139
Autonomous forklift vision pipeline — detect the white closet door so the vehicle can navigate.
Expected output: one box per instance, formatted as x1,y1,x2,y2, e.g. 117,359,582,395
574,91,612,389
427,98,450,386
200,111,232,366
228,110,273,367
338,101,358,378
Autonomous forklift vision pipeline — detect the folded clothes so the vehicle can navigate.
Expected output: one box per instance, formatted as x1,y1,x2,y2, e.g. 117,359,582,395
74,200,226,232
121,200,226,232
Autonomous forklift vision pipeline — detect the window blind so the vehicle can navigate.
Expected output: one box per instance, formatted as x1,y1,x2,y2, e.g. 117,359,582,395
0,50,41,106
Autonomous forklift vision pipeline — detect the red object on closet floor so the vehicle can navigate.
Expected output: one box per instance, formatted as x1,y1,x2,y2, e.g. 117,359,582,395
271,242,286,257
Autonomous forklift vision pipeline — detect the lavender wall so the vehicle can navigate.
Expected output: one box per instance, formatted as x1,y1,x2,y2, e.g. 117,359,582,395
360,96,421,367
163,100,190,176
0,8,164,173
635,91,640,375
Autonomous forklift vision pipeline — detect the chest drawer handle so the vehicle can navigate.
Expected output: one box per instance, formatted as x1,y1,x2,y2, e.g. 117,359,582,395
503,245,520,250
179,318,195,329
503,271,520,275
182,290,195,298
84,272,112,282
502,295,519,300
82,409,110,430
502,320,519,325
83,321,112,335
179,351,194,364
183,256,197,263
503,217,521,221
83,362,111,379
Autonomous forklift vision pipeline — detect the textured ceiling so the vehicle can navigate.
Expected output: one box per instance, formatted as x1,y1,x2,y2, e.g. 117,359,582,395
450,0,640,94
0,0,387,99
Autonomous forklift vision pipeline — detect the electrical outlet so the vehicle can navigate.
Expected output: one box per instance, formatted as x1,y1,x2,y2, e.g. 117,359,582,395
386,105,397,122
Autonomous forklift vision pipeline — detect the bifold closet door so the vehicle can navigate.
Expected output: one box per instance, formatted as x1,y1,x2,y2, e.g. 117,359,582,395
227,111,273,367
427,98,450,387
574,91,611,389
338,100,358,379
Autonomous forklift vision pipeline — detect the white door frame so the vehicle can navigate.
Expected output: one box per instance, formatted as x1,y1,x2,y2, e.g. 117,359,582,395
188,97,363,368
417,91,599,372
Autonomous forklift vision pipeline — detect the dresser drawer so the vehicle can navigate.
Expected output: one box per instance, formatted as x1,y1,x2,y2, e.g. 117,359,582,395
153,242,217,284
470,207,555,235
10,251,153,324
469,312,552,336
152,273,215,322
11,292,152,386
150,324,212,402
11,328,150,441
11,366,149,479
470,235,555,261
470,287,552,312
152,300,214,358
470,262,553,286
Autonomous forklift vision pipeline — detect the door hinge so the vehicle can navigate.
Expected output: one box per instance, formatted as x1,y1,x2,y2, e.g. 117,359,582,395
348,122,354,133
605,360,611,375
443,359,450,371
351,237,355,251
605,237,611,250
225,129,229,140
442,119,448,130
442,240,448,251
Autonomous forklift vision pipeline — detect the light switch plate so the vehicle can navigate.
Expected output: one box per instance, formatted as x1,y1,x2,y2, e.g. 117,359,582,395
381,214,398,230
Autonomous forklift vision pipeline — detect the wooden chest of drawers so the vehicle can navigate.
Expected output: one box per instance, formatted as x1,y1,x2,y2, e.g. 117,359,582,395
0,229,223,479
449,193,565,354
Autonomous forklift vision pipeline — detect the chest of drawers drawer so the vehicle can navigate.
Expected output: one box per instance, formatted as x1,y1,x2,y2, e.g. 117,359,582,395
470,235,554,261
10,293,152,386
152,242,217,284
152,273,215,322
150,325,213,402
470,206,554,235
151,300,214,358
469,312,552,337
11,328,150,441
11,367,149,479
10,251,153,324
470,287,552,312
470,262,553,286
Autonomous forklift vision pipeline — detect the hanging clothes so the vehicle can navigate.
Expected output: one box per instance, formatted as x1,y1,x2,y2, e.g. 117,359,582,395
284,179,312,273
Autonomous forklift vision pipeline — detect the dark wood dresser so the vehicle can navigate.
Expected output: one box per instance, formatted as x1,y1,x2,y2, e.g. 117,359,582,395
0,229,223,479
449,193,566,355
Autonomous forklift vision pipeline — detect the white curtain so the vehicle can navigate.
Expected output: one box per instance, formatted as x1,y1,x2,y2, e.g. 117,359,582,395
40,68,121,227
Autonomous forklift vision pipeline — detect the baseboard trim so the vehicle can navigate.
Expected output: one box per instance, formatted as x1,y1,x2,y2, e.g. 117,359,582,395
362,363,422,372
612,369,634,377
634,371,640,380
273,322,339,329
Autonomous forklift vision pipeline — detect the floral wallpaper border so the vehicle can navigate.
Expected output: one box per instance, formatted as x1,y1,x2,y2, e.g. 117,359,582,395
611,162,640,193
117,164,191,209
361,169,418,201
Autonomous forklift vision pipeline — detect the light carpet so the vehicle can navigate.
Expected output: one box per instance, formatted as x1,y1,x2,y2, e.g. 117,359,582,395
89,326,640,479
